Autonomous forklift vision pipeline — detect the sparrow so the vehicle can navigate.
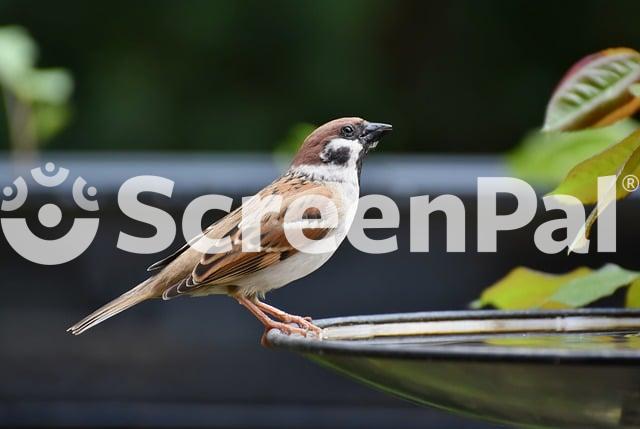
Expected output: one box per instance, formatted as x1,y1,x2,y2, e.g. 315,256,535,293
68,117,392,340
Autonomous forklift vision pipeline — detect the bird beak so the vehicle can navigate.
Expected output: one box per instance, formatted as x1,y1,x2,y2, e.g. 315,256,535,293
361,122,393,148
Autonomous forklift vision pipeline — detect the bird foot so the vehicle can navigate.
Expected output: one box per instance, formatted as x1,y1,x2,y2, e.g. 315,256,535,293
260,319,321,347
251,299,322,336
234,296,322,345
272,320,309,336
269,319,321,337
279,314,322,336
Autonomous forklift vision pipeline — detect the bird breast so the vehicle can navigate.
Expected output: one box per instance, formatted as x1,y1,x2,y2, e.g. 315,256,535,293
237,180,359,297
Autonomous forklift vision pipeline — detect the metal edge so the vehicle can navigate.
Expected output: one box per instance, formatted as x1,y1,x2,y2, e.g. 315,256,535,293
266,309,640,364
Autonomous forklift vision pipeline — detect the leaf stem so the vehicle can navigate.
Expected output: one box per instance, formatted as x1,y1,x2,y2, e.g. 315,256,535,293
2,89,38,152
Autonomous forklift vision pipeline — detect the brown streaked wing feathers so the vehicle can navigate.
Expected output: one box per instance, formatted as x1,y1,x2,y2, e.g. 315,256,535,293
148,207,242,273
165,177,336,298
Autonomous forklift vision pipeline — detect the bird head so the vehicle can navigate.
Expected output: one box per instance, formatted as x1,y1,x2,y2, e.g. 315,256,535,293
290,118,392,180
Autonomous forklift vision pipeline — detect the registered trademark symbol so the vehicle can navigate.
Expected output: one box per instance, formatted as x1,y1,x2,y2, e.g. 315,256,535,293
622,174,640,192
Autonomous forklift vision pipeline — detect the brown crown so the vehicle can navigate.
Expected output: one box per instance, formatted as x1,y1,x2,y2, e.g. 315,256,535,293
290,117,365,166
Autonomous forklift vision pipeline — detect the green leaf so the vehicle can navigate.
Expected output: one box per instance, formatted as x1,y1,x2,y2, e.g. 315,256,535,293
551,126,640,252
568,132,640,252
550,126,640,204
475,264,640,310
543,48,640,132
473,266,592,310
509,120,638,184
549,264,640,307
626,279,640,308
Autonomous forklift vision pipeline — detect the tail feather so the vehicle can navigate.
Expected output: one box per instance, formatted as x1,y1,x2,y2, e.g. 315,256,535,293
67,279,155,335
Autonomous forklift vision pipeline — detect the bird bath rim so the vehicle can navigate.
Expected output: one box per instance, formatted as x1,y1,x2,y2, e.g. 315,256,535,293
265,308,640,364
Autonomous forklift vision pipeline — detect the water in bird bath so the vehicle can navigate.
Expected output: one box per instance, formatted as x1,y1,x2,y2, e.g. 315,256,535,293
353,330,640,351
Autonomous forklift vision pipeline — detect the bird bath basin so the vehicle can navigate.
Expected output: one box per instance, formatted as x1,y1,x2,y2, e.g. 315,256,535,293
266,309,640,428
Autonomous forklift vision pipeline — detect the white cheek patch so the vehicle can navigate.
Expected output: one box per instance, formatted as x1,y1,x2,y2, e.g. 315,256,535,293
291,138,362,184
320,138,362,168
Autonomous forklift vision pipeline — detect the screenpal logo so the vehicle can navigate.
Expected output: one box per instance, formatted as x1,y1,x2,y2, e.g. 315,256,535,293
0,163,627,265
1,162,100,265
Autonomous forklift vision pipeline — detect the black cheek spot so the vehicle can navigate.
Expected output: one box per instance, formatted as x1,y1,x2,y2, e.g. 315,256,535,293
324,147,351,165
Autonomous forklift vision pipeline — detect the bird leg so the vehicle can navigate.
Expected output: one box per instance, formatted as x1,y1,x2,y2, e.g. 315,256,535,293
252,299,322,335
235,296,318,338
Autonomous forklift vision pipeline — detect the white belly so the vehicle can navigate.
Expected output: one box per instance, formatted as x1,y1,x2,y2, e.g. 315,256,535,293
236,250,334,297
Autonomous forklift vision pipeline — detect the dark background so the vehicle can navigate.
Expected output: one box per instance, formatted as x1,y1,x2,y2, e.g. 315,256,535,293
1,0,639,153
0,1,640,428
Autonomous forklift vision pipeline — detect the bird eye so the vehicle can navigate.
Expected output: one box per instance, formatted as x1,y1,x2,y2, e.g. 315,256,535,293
341,125,355,137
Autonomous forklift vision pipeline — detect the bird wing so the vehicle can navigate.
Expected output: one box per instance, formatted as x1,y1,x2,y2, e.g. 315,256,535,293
162,176,337,299
146,206,242,273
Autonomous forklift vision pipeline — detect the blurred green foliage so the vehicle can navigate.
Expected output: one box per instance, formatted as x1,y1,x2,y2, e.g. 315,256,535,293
274,122,315,158
508,120,639,185
272,122,315,171
0,26,73,150
0,0,640,152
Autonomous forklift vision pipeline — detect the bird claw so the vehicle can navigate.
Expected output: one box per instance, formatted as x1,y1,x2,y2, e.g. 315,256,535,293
260,325,318,347
281,314,322,335
259,319,322,347
260,330,271,348
236,297,323,344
